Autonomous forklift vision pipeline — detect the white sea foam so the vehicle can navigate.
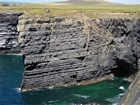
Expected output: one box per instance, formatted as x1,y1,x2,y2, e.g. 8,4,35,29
21,89,27,92
119,86,124,90
14,88,21,92
48,86,54,89
15,54,22,56
7,53,22,56
48,100,60,103
73,94,90,99
106,97,118,103
112,103,118,105
106,93,125,104
20,88,33,92
119,86,126,92
123,78,131,82
119,93,125,96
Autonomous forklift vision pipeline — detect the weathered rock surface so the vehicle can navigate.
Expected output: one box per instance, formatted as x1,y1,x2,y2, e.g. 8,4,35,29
0,13,22,54
0,12,140,105
18,16,140,91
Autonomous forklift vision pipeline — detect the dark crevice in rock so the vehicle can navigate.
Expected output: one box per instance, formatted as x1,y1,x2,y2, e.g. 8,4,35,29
25,63,38,71
29,27,37,31
112,66,130,77
71,74,77,79
77,56,86,61
112,59,138,77
83,43,86,48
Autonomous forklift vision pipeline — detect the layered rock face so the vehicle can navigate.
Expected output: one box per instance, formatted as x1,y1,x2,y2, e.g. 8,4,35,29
18,16,140,91
0,13,22,54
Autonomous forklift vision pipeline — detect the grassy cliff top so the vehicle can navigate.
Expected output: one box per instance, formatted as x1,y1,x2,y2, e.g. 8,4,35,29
0,0,140,18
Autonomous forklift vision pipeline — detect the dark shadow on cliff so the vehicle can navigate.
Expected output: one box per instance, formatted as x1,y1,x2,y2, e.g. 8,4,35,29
111,59,138,77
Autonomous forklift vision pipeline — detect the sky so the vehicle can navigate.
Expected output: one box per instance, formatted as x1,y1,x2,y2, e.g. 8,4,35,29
0,0,67,3
107,0,140,4
0,0,140,4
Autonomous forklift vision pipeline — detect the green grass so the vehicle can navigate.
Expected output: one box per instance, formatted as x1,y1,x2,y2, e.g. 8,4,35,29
0,2,140,18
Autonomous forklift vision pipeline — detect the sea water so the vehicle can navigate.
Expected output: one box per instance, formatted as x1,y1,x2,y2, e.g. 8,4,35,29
0,55,130,105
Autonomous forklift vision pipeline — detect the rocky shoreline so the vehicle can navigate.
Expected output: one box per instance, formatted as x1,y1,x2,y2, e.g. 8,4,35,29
0,12,140,105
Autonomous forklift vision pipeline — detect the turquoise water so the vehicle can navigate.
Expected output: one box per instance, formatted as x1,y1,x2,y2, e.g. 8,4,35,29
0,55,130,105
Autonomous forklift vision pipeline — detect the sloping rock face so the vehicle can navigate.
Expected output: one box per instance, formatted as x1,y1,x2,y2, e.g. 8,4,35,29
0,13,22,54
19,16,140,91
99,18,140,76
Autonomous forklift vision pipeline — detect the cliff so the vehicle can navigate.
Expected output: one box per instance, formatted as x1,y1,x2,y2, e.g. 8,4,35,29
0,13,22,54
0,12,140,105
19,16,112,90
17,15,140,91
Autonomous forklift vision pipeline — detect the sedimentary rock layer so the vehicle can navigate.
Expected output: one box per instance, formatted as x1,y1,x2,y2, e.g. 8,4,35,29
0,12,139,105
0,13,22,54
18,15,140,91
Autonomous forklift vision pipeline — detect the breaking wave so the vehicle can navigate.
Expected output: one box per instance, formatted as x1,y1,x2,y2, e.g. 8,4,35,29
73,94,90,99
